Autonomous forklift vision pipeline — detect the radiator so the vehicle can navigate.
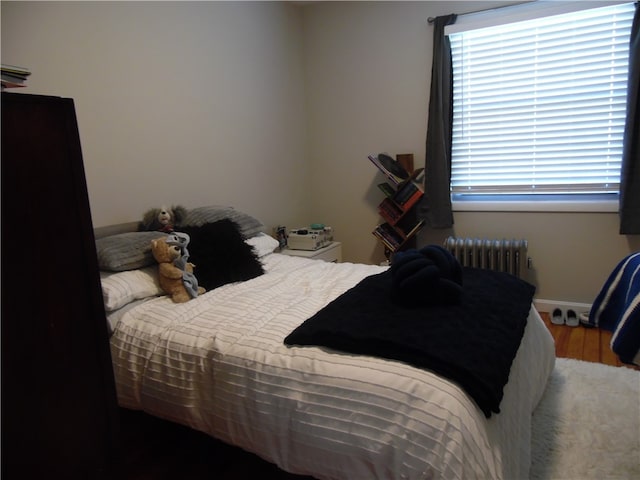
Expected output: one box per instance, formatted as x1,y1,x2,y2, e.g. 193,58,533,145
443,236,528,278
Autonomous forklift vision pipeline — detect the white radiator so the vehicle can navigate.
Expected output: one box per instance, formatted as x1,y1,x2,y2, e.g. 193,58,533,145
443,236,528,279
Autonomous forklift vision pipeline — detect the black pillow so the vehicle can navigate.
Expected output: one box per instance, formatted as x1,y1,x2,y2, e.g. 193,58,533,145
390,245,463,306
179,219,264,291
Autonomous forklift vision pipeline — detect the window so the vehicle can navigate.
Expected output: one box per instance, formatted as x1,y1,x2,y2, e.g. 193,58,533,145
447,2,635,210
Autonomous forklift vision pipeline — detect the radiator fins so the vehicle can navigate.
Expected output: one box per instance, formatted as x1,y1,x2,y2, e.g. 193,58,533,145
442,236,528,279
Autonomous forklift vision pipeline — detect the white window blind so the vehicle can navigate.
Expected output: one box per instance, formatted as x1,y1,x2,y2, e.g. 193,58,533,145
448,2,635,197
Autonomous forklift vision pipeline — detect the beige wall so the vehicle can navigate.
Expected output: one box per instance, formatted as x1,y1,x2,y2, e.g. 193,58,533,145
3,1,638,305
302,0,640,305
1,1,310,230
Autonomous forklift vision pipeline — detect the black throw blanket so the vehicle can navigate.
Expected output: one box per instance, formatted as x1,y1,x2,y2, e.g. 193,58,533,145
284,268,535,418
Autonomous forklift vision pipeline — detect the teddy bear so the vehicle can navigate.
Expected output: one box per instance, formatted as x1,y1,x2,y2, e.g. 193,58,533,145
139,205,187,233
150,234,205,303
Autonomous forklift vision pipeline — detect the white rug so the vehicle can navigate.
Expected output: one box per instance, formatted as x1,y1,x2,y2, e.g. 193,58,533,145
531,358,640,480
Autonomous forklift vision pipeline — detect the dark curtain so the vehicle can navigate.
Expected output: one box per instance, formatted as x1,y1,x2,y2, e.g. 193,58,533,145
419,14,457,229
620,3,640,234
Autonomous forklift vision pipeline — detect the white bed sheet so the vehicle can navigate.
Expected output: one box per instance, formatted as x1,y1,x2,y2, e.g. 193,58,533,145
110,253,555,480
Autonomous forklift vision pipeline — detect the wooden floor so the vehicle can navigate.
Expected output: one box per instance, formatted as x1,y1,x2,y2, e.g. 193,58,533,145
115,311,636,479
539,311,638,369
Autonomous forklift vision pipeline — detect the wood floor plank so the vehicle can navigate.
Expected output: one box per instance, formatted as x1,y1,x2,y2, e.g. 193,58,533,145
553,323,572,358
565,325,586,360
539,310,638,370
582,325,601,363
600,329,622,366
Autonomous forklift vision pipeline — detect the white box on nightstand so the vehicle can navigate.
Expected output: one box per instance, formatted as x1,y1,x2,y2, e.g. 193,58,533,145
282,242,342,263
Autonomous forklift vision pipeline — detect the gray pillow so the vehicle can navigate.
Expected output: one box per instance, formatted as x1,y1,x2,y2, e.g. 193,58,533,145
96,231,168,271
180,206,264,238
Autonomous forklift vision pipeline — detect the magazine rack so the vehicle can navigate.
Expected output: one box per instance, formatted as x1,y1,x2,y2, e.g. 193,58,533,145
368,153,424,259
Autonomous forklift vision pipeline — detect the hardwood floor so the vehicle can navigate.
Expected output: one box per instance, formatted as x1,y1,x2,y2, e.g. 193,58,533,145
539,311,638,369
115,310,636,479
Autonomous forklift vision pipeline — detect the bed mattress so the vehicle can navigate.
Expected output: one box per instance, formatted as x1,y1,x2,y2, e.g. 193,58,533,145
110,253,555,480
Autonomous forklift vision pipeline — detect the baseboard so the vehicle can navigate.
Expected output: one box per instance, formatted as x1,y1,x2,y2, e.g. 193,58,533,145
534,298,592,314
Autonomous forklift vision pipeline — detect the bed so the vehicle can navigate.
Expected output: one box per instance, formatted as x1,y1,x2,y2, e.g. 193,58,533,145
97,207,556,480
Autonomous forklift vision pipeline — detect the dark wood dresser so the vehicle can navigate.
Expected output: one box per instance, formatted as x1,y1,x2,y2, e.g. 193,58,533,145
1,93,119,478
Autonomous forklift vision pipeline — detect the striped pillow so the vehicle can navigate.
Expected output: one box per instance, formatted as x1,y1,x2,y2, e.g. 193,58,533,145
180,206,264,238
96,231,167,271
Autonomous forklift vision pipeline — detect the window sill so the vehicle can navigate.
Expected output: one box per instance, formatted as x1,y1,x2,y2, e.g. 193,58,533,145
452,197,619,213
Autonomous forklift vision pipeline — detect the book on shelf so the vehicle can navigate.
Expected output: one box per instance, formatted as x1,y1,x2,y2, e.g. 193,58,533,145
406,219,425,239
369,152,425,256
396,216,424,240
378,198,403,224
400,189,423,211
2,64,32,77
372,223,402,251
396,186,423,211
393,177,424,208
1,64,31,89
372,230,396,252
377,182,395,199
372,220,425,253
368,153,409,185
393,181,417,204
1,75,26,88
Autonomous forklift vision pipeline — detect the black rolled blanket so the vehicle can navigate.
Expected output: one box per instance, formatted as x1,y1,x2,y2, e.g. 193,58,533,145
390,245,464,306
285,267,535,418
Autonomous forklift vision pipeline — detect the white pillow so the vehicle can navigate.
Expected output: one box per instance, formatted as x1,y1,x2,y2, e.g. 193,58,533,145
100,266,163,311
245,233,280,257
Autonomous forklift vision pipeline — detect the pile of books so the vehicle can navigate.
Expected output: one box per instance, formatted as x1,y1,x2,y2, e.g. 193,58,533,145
378,198,404,224
373,218,425,252
369,152,426,255
392,179,423,211
2,64,32,89
373,223,404,251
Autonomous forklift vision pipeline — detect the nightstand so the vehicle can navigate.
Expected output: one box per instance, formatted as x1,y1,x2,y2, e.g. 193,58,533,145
281,242,342,262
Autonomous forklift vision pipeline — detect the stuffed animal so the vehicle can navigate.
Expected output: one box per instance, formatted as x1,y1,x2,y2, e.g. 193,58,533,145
139,205,187,233
150,235,205,303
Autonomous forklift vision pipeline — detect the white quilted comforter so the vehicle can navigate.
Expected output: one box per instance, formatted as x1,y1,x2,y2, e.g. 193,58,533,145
110,253,555,480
